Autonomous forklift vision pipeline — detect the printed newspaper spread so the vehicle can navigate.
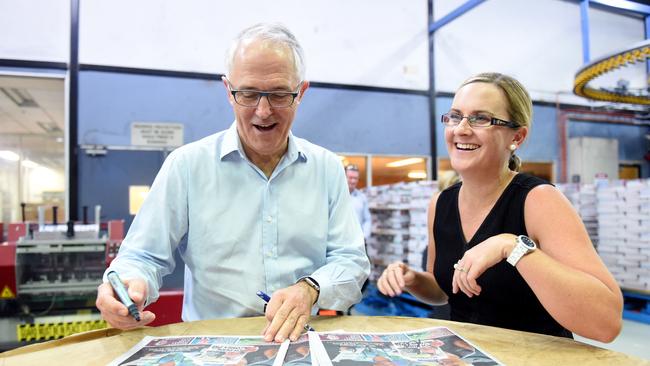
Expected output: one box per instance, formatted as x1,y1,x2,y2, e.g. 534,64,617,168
107,334,310,366
108,327,501,366
309,327,501,366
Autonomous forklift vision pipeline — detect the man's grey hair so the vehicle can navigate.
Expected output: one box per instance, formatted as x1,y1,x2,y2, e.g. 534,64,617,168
225,23,306,82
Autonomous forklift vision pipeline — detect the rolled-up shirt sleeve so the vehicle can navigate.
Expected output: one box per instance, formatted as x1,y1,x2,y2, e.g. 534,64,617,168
311,156,370,311
104,149,189,305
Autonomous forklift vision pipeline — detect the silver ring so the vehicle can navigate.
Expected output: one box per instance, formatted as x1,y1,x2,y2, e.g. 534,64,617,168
453,263,467,273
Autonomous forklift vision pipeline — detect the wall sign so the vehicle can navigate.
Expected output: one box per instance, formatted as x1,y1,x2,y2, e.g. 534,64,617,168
131,122,184,148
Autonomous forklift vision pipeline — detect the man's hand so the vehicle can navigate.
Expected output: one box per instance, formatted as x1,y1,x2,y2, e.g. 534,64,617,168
262,282,317,342
95,277,156,329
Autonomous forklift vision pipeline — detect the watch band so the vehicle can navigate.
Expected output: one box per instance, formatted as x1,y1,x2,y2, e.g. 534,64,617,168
506,235,537,266
298,276,320,302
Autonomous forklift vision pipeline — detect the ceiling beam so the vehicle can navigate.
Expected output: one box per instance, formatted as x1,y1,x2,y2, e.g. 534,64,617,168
428,0,486,34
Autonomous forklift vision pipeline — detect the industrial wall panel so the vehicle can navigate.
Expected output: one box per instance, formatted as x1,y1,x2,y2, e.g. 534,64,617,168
77,71,432,156
79,0,429,90
0,0,70,63
568,136,619,183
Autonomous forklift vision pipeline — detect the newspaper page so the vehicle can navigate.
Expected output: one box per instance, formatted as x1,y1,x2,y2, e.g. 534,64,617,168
107,327,499,366
309,326,502,366
107,333,311,366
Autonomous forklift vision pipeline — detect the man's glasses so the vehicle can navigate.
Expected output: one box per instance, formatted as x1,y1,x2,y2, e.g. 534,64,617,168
441,112,521,129
226,79,302,108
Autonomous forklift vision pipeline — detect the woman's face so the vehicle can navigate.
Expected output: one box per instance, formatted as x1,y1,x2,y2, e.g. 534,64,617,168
445,82,524,175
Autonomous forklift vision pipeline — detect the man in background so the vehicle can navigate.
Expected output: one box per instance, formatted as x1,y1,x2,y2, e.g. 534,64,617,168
345,164,371,241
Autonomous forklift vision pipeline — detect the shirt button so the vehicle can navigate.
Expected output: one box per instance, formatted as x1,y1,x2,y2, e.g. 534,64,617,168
266,216,273,223
266,252,273,257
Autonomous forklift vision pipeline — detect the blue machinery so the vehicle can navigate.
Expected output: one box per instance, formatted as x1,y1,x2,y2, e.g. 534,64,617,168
623,290,650,324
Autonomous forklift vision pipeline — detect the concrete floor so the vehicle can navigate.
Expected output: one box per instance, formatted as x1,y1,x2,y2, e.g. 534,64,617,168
574,319,650,361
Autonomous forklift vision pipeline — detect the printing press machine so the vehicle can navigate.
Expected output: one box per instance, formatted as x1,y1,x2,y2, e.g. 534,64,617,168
0,207,123,351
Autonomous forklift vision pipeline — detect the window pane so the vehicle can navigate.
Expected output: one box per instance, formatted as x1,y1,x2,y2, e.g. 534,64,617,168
0,75,65,223
372,156,428,186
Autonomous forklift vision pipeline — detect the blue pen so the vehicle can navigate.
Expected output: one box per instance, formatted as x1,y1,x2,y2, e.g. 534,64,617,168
256,290,315,332
256,290,271,303
107,271,141,321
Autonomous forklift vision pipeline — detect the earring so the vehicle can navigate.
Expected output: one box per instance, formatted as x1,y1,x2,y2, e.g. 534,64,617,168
509,144,517,151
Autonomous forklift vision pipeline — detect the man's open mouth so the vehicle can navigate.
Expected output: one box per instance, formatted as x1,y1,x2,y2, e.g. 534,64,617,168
254,123,277,131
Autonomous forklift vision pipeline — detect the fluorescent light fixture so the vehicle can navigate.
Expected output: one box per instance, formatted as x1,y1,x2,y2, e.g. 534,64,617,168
0,150,20,161
407,170,427,179
129,185,150,215
0,87,38,108
37,121,63,134
21,159,40,168
386,157,424,168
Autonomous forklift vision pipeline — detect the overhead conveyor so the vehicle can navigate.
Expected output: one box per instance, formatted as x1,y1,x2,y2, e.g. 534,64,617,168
573,40,650,105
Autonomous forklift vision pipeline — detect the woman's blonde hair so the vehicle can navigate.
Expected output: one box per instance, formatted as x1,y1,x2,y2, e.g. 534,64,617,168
460,72,532,172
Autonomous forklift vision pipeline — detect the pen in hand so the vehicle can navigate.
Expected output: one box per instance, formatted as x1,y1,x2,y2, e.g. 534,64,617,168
107,271,141,321
256,290,271,303
256,291,315,332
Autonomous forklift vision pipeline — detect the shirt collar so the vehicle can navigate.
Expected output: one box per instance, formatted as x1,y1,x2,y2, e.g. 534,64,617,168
220,122,241,160
220,121,307,163
286,130,308,164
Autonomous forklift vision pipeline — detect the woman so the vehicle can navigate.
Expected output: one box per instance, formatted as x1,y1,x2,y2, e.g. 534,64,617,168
377,72,622,342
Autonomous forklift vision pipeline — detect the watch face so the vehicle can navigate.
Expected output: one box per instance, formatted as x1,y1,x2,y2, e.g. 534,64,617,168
519,235,536,249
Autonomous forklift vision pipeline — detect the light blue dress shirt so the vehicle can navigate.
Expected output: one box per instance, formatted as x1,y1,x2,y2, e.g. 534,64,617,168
350,189,372,240
106,122,370,321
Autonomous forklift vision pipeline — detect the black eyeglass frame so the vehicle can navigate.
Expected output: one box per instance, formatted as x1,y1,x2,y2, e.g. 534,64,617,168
441,112,521,129
226,79,303,108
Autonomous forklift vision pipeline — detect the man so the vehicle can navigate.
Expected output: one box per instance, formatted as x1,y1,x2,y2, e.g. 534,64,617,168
95,23,370,343
345,164,371,240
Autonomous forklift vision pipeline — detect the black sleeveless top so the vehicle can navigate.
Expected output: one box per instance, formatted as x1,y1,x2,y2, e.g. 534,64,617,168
433,173,572,338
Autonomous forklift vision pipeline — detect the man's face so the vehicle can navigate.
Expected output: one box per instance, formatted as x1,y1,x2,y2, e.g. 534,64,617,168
346,169,359,192
224,39,309,162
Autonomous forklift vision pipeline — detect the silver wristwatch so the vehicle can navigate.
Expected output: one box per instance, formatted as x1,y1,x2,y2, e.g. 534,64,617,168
506,235,537,266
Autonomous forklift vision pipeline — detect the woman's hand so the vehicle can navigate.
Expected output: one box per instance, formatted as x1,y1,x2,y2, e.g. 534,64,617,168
377,261,416,297
452,233,517,297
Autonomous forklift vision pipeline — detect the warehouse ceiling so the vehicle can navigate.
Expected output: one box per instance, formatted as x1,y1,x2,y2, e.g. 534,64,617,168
0,75,65,135
0,75,65,169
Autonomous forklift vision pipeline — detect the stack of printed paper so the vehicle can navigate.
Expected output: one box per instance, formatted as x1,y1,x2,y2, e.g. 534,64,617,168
557,183,598,247
366,181,437,280
597,180,650,291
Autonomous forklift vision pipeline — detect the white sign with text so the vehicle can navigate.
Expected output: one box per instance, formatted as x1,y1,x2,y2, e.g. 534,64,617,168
131,122,184,147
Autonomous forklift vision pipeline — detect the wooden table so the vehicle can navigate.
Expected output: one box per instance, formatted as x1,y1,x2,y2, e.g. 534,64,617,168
1,316,647,365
